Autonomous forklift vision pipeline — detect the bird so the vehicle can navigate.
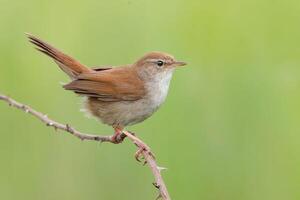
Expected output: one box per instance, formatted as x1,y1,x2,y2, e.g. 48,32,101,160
27,34,186,145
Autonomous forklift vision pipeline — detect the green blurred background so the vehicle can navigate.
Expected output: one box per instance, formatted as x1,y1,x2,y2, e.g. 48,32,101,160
1,0,300,199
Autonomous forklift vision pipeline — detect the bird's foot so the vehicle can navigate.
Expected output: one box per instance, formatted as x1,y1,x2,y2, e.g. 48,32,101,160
121,130,156,163
111,129,126,144
134,140,156,163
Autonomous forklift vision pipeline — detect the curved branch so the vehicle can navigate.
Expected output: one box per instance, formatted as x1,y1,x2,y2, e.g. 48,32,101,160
0,93,171,200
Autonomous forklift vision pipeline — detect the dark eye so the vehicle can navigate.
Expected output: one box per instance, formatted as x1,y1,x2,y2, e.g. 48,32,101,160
156,60,164,67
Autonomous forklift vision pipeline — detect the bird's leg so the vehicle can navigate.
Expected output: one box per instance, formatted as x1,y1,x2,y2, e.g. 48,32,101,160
111,127,126,144
122,131,156,163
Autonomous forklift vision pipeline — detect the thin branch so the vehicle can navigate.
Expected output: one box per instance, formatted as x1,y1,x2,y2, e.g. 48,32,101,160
0,94,122,142
122,131,171,199
0,93,171,200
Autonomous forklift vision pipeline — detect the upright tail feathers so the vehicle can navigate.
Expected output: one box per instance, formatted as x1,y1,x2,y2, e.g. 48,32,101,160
27,33,92,79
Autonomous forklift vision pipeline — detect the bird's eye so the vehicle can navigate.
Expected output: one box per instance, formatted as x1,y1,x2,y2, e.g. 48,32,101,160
156,60,164,67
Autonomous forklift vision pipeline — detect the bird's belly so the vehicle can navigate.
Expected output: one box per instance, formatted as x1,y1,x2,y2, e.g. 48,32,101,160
84,97,162,127
84,71,172,127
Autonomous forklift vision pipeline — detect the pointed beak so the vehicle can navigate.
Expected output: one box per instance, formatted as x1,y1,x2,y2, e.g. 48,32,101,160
173,61,187,67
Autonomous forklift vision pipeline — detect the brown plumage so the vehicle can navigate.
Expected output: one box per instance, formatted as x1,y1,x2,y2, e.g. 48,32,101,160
27,34,145,102
64,67,145,101
27,34,92,79
27,33,186,143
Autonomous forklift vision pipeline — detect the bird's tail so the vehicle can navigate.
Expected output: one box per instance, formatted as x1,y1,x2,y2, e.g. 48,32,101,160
27,33,92,79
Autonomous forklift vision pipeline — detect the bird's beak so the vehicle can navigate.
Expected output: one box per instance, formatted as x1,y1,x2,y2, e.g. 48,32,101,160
173,61,187,67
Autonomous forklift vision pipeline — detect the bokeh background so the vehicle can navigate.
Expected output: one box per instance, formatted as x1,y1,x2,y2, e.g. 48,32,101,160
1,0,300,200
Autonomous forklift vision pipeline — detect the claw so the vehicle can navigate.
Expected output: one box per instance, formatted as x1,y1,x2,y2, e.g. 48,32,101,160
135,148,144,162
134,144,156,163
111,127,126,144
123,130,156,162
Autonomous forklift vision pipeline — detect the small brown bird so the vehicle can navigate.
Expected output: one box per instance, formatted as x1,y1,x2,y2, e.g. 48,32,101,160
27,34,186,143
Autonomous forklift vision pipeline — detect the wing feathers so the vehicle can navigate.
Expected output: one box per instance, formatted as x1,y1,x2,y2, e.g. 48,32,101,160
63,68,145,101
27,34,145,102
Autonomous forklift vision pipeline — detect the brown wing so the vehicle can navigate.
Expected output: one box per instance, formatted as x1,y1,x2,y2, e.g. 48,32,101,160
63,66,145,102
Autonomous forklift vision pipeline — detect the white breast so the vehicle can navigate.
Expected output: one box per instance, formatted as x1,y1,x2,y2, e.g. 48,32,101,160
84,70,175,127
146,70,174,110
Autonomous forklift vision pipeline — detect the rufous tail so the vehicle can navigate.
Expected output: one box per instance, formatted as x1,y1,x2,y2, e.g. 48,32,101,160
27,33,92,79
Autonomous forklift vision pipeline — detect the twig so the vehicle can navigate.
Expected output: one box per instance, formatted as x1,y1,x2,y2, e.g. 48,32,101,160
0,93,171,200
122,131,170,199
